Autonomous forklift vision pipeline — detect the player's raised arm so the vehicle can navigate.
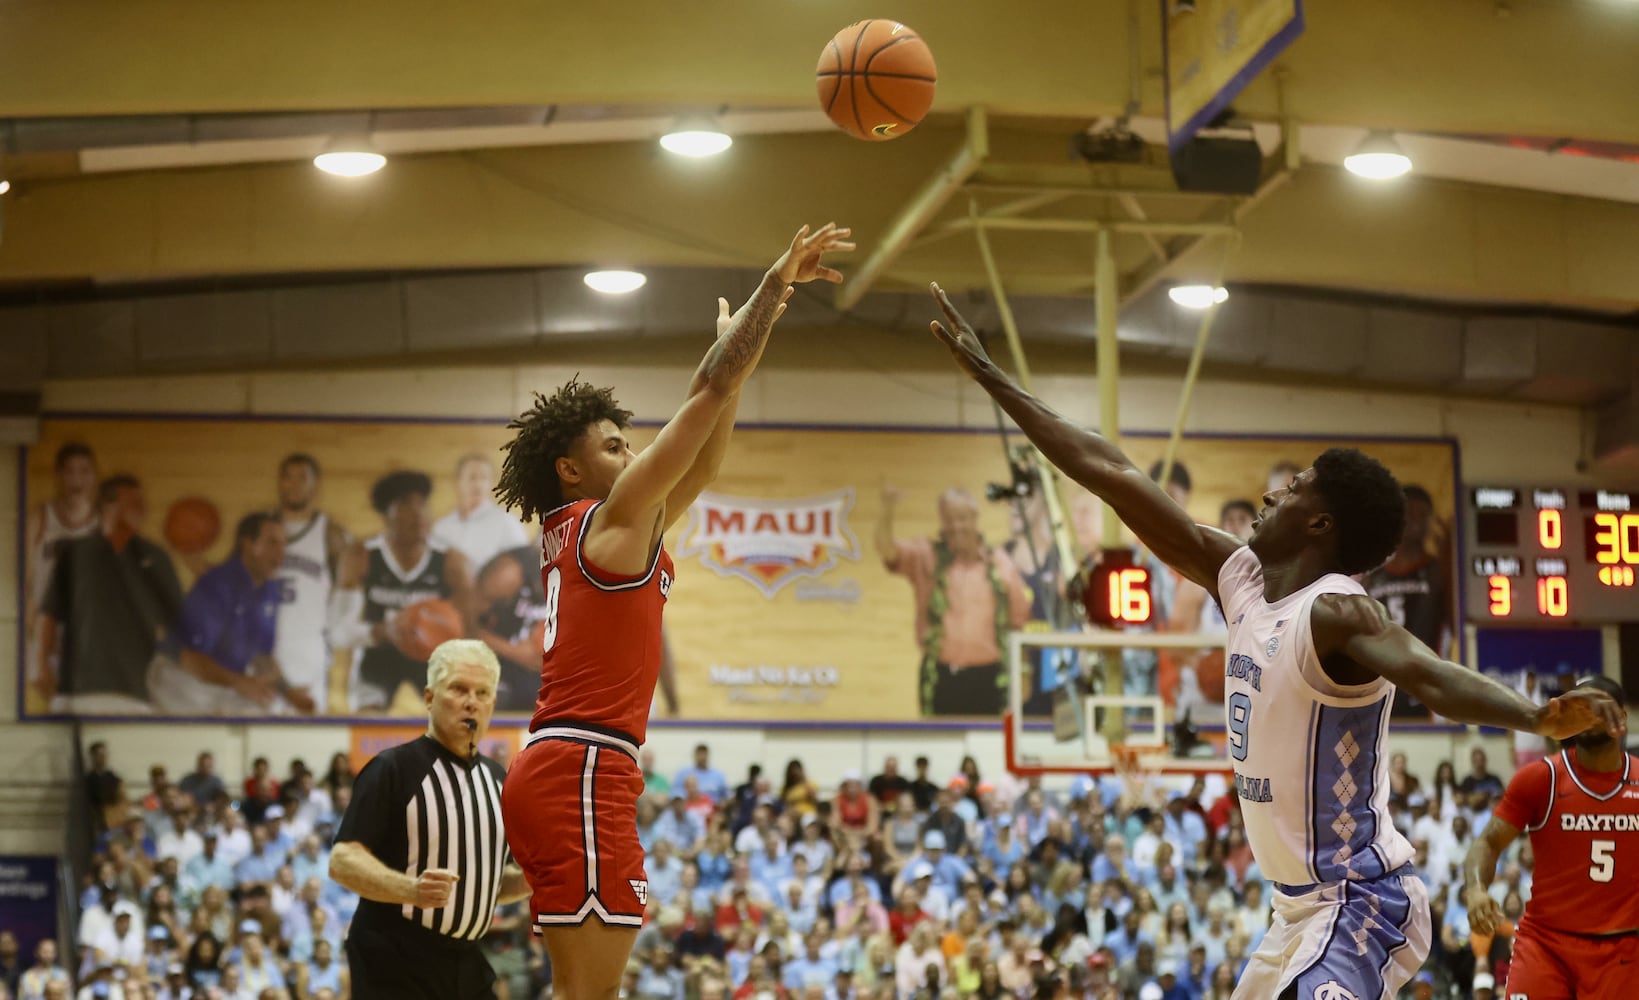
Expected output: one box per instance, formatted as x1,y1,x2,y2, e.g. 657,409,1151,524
1312,592,1626,739
594,224,853,555
927,283,1240,595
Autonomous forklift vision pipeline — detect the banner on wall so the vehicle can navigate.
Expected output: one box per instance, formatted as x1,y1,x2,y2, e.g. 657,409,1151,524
19,415,1460,725
1473,627,1605,704
0,857,60,960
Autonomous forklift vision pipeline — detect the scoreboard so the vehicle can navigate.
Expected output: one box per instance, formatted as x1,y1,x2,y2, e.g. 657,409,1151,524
1465,484,1639,623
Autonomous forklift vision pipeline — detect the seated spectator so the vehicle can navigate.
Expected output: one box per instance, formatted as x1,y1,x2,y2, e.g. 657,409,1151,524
182,932,222,993
735,804,779,856
780,760,820,818
869,757,910,807
832,772,878,840
296,938,346,999
676,901,728,962
894,923,944,999
18,938,69,1000
208,809,251,868
232,826,284,887
783,930,839,992
882,793,922,863
648,840,686,908
178,752,226,810
232,931,283,996
240,758,279,825
1102,909,1153,967
921,789,968,856
834,881,889,940
92,902,147,972
789,817,835,875
653,795,707,854
674,745,730,805
181,830,235,905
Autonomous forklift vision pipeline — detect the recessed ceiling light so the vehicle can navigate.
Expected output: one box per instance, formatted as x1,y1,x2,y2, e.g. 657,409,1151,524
659,129,733,158
583,270,648,294
314,134,387,177
0,180,11,196
1168,285,1228,309
1344,131,1412,180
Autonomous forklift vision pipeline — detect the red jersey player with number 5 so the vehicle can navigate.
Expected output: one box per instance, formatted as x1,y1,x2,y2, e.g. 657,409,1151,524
494,223,852,1000
1465,675,1639,999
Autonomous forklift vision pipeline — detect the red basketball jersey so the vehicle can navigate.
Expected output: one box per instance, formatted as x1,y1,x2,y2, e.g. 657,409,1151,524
530,498,673,744
1493,749,1639,935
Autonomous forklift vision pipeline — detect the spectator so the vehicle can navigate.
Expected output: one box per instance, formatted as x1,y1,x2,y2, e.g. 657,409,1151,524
155,812,203,867
674,745,729,804
1458,747,1504,809
241,758,279,824
641,749,672,799
783,931,838,992
18,939,68,1000
780,761,820,818
84,742,124,837
209,810,252,868
232,826,283,887
922,790,968,856
653,795,707,854
295,938,346,1000
232,931,283,996
868,757,909,808
832,772,878,839
183,933,223,992
909,757,938,813
179,754,226,812
319,752,354,799
884,794,923,863
894,924,945,999
729,764,766,832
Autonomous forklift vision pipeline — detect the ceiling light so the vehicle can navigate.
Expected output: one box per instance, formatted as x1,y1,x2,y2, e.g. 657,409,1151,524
1344,131,1413,180
313,135,386,177
583,270,647,294
1168,285,1228,309
0,180,11,196
659,128,733,158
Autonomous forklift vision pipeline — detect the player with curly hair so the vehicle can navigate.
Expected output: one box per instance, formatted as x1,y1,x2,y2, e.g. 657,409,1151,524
497,223,852,1000
923,282,1624,1000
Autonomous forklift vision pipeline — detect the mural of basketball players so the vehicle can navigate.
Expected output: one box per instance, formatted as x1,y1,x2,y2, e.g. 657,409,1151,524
433,452,528,571
876,484,1032,717
272,453,352,714
1366,483,1454,718
329,471,476,712
152,513,315,716
36,475,184,714
24,442,99,708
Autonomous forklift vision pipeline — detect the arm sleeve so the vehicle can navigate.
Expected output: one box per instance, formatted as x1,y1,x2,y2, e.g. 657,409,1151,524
1492,760,1553,831
334,754,397,852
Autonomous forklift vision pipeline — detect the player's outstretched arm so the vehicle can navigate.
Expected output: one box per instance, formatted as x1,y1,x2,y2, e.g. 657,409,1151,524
927,283,1240,594
597,224,853,546
1313,593,1627,740
1463,816,1520,935
661,293,797,530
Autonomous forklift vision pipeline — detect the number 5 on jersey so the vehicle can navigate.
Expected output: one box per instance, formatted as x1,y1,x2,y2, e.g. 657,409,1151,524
1591,838,1616,883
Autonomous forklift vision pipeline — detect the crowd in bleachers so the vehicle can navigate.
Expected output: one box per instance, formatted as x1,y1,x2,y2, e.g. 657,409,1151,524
0,740,1528,1000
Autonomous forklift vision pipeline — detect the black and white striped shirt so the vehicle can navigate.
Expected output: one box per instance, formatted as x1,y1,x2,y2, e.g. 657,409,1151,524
335,735,510,942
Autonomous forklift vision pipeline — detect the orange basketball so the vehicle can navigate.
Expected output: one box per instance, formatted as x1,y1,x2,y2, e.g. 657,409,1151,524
396,599,465,662
817,20,937,142
163,497,222,554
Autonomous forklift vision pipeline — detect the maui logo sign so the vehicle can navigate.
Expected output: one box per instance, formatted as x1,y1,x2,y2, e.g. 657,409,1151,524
680,490,861,598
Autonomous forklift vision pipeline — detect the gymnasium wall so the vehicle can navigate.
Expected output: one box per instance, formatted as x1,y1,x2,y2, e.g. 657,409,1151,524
1,362,1600,801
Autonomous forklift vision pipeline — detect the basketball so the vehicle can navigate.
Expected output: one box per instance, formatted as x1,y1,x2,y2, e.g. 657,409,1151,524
162,496,222,554
396,599,466,662
1196,650,1227,704
816,20,937,142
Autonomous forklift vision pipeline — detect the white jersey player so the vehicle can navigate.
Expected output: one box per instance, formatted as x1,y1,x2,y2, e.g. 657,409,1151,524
925,282,1623,1000
273,453,350,713
24,443,99,706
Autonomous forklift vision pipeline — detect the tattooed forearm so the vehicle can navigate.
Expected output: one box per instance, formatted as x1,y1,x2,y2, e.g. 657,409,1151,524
699,270,788,395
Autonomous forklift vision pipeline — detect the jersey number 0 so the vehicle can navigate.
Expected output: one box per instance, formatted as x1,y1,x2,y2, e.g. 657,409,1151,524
541,567,562,654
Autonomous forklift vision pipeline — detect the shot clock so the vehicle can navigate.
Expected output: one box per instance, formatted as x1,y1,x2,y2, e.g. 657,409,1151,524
1465,485,1639,623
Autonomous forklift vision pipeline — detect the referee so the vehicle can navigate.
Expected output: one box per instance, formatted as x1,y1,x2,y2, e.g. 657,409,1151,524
330,639,529,999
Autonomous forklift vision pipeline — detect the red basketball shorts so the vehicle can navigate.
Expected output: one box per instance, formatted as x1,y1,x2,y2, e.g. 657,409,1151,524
501,725,648,931
1506,921,1639,1000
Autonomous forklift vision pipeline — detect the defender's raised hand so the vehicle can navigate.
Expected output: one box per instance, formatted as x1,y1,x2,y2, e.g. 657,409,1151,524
774,223,855,285
929,282,998,379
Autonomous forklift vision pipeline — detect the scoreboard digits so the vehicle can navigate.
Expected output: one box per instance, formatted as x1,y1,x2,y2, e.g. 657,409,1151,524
1466,485,1639,623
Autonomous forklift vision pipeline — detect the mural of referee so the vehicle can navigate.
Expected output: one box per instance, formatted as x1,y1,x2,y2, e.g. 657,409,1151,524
329,639,529,998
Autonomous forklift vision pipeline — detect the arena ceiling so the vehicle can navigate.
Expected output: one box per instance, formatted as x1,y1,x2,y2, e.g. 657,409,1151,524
0,0,1637,457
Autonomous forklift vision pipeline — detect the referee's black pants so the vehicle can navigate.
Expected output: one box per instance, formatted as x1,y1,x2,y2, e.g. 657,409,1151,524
347,917,496,999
